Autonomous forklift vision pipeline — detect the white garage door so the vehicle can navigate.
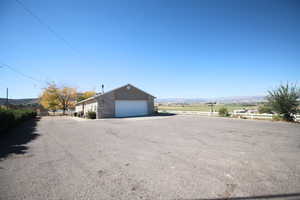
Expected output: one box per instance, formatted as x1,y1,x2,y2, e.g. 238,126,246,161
115,100,148,117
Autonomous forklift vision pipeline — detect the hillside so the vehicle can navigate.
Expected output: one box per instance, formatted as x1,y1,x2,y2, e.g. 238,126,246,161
0,98,39,106
156,96,266,104
0,96,266,106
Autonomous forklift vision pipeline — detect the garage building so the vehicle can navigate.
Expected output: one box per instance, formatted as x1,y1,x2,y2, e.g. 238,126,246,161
75,84,155,118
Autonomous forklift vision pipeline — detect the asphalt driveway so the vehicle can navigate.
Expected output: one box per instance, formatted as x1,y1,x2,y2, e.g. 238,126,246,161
0,115,300,200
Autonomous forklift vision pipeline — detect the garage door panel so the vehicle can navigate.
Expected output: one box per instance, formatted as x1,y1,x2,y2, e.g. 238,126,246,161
115,100,148,117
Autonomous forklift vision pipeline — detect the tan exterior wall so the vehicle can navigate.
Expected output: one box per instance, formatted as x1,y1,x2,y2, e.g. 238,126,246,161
75,105,83,112
147,96,155,114
102,92,115,118
78,85,155,119
75,99,97,116
96,97,103,119
84,101,97,115
114,86,149,100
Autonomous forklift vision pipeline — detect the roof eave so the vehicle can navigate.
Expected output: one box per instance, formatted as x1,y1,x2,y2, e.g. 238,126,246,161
75,83,155,105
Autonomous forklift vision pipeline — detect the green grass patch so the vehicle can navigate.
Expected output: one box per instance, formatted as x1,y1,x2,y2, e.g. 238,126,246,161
158,104,257,112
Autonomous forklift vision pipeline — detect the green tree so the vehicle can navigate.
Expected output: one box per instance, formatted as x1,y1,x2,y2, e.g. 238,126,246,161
267,83,300,121
218,107,230,117
258,104,273,114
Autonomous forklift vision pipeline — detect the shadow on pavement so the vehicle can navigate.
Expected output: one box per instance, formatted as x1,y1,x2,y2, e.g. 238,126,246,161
180,192,300,200
0,118,40,160
153,112,177,117
113,112,177,119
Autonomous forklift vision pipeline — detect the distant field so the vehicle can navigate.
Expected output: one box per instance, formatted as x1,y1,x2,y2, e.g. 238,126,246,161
158,104,258,112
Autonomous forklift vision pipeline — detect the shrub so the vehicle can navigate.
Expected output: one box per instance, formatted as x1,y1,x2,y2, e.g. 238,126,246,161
267,83,300,121
218,107,230,117
87,111,96,119
154,106,158,114
272,114,283,121
78,111,84,117
258,104,273,114
0,108,37,133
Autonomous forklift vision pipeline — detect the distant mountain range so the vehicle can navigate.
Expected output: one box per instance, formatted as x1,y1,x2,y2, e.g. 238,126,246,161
0,95,266,106
156,96,266,104
0,98,39,106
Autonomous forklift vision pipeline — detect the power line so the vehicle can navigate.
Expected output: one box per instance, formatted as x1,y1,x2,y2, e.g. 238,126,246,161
14,0,80,55
0,62,45,84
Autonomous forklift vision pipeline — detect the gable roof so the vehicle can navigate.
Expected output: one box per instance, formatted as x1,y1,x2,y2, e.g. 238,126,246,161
75,84,155,105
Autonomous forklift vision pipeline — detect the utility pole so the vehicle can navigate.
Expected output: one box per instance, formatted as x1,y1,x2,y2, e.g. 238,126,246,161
6,88,8,109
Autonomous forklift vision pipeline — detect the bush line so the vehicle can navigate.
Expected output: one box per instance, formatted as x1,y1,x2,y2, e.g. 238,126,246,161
0,108,37,133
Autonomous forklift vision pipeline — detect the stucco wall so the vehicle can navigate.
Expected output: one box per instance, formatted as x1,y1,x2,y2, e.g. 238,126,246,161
77,85,155,119
75,99,97,116
84,101,97,115
100,85,155,117
101,92,115,118
114,85,150,100
96,97,103,119
147,96,155,114
75,105,83,112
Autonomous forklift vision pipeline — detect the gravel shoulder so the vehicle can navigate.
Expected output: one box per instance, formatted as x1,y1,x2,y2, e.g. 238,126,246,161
1,115,300,200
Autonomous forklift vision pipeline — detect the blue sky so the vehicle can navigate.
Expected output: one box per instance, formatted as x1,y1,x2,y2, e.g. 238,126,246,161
0,0,299,99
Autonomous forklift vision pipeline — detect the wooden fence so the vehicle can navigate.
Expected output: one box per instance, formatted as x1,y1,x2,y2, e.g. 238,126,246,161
161,110,300,121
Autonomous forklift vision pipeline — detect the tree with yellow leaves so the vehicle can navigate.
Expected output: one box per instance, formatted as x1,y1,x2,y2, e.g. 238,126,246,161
39,83,60,113
40,83,77,115
77,91,96,102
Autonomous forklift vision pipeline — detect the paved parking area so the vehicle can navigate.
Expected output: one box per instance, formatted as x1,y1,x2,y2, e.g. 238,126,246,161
1,115,300,200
